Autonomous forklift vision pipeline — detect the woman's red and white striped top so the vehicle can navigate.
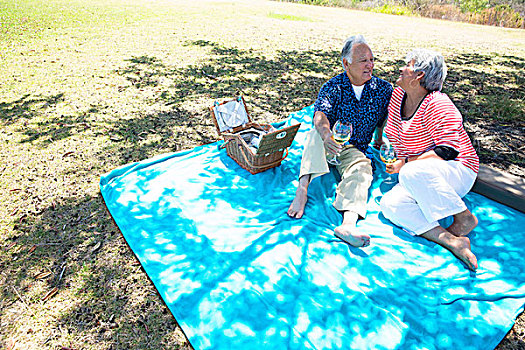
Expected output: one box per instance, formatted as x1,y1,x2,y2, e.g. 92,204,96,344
385,87,479,173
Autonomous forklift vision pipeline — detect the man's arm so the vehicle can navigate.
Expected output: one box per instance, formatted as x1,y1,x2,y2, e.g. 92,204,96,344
372,123,385,150
373,82,393,149
313,111,341,156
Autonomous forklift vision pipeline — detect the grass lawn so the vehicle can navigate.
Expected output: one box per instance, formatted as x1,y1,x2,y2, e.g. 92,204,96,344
1,0,524,348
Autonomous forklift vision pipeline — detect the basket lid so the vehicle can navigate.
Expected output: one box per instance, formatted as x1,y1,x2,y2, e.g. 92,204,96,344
212,97,251,133
256,123,301,155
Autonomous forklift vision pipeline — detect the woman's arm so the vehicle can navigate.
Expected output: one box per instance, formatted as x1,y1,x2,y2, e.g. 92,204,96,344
385,145,458,174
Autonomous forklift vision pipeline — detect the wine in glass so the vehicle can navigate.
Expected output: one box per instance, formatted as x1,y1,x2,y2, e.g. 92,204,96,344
380,144,397,182
380,144,397,165
327,120,353,166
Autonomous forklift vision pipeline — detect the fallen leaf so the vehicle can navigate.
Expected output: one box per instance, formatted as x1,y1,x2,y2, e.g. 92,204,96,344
42,287,58,302
34,271,52,280
91,241,102,253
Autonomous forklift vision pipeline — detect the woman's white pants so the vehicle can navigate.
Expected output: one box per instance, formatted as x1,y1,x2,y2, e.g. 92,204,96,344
379,158,477,235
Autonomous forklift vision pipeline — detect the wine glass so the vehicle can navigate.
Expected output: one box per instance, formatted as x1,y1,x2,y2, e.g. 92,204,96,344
327,121,353,166
380,144,397,182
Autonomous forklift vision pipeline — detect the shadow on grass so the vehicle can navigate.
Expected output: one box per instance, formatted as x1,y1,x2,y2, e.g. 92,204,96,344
106,41,523,171
0,193,189,349
0,93,65,123
0,92,108,147
445,52,525,168
446,52,524,122
3,42,522,170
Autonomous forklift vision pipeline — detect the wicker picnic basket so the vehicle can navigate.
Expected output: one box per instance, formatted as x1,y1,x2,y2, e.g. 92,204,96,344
210,96,300,174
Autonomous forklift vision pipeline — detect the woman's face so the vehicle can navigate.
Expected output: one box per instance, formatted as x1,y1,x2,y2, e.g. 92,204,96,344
397,59,419,89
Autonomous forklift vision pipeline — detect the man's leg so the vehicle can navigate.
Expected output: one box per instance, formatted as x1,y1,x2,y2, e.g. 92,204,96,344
334,211,370,247
287,129,329,219
288,174,311,219
332,147,373,247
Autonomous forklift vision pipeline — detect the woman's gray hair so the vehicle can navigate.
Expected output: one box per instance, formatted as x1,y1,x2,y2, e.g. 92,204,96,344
341,35,368,69
406,49,447,92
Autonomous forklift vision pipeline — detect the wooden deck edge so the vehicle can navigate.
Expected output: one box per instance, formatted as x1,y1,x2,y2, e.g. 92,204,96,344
472,165,525,213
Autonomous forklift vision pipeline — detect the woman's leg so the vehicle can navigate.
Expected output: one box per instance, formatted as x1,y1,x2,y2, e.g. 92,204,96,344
448,209,478,237
399,159,478,235
380,185,478,270
380,184,440,234
421,226,478,271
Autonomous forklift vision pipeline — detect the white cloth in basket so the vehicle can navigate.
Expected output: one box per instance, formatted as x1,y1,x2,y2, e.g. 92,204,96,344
214,100,249,132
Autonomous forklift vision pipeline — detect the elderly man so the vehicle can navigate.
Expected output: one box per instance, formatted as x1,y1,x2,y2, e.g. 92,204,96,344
287,35,393,247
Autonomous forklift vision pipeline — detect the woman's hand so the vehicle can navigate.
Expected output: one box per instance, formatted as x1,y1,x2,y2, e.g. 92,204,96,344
323,135,343,156
385,159,404,174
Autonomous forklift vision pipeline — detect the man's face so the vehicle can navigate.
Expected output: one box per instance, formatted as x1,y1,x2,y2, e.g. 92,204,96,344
344,43,374,86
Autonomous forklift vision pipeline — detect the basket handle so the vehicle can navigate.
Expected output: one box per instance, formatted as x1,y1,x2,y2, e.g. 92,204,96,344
238,144,289,170
219,139,233,149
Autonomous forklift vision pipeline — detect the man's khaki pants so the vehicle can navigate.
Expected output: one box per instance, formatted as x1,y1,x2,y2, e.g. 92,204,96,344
299,129,373,218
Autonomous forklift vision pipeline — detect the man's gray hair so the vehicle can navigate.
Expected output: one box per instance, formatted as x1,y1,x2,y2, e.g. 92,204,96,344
341,35,368,69
406,49,447,92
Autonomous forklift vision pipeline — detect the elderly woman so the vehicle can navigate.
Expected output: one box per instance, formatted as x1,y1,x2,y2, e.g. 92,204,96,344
380,49,480,271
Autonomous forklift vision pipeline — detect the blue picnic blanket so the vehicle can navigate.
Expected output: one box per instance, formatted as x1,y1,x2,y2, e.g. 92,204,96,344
100,105,525,350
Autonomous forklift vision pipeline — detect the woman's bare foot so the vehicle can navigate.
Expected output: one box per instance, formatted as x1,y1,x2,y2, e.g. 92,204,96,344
334,224,370,247
448,209,478,237
448,236,478,271
422,226,478,271
287,187,308,219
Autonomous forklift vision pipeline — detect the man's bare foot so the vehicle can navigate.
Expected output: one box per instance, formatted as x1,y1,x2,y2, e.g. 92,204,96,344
448,209,478,237
334,224,370,247
447,236,478,271
287,187,308,219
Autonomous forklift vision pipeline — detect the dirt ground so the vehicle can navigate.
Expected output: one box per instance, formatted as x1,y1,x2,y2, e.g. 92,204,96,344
0,0,524,349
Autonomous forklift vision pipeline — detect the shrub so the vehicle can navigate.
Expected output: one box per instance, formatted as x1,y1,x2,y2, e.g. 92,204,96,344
459,0,490,14
468,5,524,28
420,4,464,21
369,3,417,15
280,0,525,28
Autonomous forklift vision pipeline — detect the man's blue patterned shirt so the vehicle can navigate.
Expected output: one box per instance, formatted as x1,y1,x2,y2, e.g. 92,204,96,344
314,72,393,154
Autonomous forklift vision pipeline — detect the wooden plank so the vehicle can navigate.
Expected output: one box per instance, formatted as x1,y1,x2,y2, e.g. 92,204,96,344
472,165,525,213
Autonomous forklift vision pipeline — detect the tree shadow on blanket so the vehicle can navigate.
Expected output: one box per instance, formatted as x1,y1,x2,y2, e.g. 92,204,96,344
102,144,525,348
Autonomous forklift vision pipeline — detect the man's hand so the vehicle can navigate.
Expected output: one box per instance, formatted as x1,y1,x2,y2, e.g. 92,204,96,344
385,159,404,174
323,135,343,156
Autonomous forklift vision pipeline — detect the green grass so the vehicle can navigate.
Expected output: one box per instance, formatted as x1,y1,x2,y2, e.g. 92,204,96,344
0,0,524,349
267,12,314,21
